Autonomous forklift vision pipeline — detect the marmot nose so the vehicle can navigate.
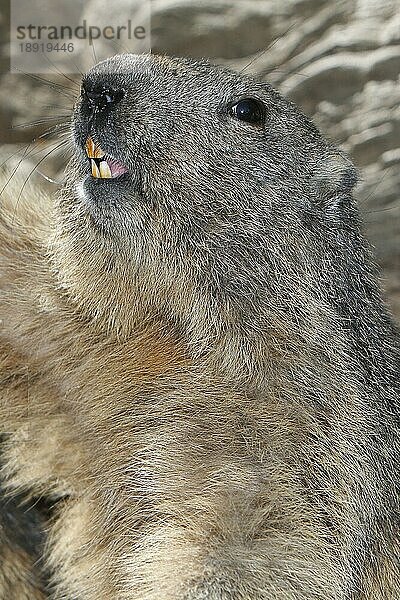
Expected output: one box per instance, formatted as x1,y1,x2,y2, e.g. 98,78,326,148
82,83,124,112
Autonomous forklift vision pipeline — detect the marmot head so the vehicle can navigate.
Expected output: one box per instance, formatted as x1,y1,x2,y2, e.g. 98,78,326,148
69,53,356,232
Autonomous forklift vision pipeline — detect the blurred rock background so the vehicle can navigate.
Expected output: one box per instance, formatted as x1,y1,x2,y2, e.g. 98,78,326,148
1,0,399,318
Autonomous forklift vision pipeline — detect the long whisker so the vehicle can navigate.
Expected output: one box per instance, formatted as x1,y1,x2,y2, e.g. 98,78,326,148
11,139,71,224
0,137,69,198
41,52,81,88
0,143,34,171
41,104,74,112
91,39,98,66
239,23,298,75
13,69,76,100
11,116,68,130
36,170,63,185
0,144,34,198
37,124,71,139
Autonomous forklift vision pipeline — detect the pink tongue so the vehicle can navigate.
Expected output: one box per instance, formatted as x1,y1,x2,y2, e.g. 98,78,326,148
108,158,128,178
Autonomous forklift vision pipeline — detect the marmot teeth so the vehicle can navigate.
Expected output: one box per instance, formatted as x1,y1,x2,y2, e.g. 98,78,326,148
86,137,126,179
91,159,100,178
99,161,112,178
86,136,105,159
90,158,115,179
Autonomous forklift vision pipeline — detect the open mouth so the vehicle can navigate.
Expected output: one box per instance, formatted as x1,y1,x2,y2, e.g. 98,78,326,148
85,137,129,179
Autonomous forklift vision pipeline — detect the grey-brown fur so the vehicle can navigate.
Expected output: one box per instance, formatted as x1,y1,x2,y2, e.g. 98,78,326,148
0,53,399,598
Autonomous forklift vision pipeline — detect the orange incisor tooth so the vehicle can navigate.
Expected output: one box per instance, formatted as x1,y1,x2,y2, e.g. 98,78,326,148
86,137,95,158
86,137,105,159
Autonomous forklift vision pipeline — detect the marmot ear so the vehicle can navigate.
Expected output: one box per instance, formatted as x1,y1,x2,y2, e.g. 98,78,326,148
309,152,358,208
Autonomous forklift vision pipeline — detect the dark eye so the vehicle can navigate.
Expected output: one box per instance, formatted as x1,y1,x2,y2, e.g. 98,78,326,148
228,98,266,125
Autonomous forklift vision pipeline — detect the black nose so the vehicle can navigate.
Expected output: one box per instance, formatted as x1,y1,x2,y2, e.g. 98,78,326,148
82,83,124,112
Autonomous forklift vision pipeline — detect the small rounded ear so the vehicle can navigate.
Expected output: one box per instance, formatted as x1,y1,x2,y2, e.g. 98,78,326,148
309,152,358,207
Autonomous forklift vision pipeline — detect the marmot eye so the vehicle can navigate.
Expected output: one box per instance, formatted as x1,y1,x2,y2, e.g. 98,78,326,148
228,98,266,125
